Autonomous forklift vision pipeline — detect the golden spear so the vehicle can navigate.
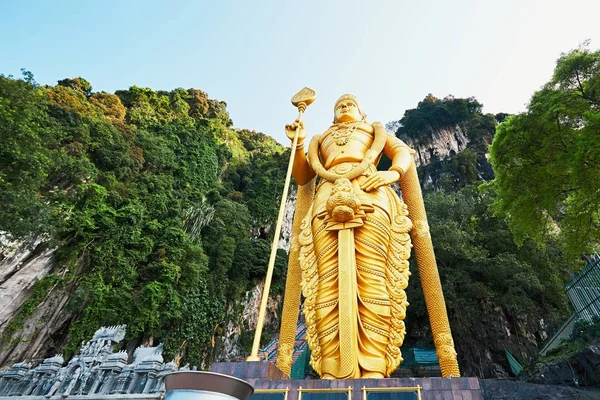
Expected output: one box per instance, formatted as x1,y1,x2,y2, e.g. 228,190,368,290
246,88,316,362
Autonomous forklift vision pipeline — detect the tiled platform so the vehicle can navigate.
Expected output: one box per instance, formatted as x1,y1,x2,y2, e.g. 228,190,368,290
210,362,482,400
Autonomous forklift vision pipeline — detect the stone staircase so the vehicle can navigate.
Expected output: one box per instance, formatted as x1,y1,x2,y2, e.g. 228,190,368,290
258,321,307,364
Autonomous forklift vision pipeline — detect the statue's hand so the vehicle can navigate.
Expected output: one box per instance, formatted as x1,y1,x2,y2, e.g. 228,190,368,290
359,170,400,192
285,120,306,143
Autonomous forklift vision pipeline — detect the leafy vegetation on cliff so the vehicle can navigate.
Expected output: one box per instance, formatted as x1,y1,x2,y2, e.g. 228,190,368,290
0,74,286,365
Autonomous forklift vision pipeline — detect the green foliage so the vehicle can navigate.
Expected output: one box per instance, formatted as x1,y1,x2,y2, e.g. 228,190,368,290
490,46,600,258
230,239,287,299
427,186,566,314
220,128,287,226
58,78,93,97
0,74,287,366
404,185,569,374
89,92,126,120
419,148,481,191
0,72,56,241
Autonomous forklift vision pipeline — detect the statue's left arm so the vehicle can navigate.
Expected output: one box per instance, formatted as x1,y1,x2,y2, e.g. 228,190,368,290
379,122,414,179
360,123,413,191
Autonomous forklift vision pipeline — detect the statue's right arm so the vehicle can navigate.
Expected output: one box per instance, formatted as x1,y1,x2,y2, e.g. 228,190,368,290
292,137,316,185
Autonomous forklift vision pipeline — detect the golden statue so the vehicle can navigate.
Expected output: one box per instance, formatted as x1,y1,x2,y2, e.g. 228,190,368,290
274,94,460,379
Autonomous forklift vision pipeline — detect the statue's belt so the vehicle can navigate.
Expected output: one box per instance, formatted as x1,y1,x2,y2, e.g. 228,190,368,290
316,162,377,190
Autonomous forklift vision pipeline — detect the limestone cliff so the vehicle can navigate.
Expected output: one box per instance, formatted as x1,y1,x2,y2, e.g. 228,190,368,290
401,124,470,167
0,240,73,367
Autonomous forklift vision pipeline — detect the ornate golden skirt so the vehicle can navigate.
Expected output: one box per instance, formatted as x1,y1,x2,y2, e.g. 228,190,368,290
299,177,413,378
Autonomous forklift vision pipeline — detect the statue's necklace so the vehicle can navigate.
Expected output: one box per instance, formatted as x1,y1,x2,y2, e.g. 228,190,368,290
330,122,359,146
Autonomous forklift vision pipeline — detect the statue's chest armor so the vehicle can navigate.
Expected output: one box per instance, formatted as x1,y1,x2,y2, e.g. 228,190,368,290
320,127,374,169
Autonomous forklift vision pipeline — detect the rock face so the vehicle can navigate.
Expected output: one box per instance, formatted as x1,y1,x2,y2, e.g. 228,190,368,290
0,240,55,336
444,304,549,379
212,280,282,363
480,379,600,400
528,339,600,387
401,124,470,167
277,185,297,252
0,240,75,369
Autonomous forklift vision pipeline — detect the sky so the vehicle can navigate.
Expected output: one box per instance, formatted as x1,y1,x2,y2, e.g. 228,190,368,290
1,0,599,144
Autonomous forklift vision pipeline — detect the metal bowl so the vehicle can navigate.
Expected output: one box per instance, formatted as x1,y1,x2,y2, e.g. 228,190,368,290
164,371,254,400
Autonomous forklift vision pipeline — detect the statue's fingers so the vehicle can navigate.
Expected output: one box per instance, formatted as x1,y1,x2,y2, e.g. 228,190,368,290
363,176,376,185
364,177,381,192
360,176,376,190
374,176,385,190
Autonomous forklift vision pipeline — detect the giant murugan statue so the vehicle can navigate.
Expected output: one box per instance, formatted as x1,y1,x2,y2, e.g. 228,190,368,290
275,94,460,379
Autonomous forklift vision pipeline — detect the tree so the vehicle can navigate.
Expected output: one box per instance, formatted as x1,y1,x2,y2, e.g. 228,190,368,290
0,73,55,240
490,46,600,258
58,78,93,97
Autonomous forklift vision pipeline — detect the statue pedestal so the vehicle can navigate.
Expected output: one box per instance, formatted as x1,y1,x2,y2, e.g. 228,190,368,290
252,377,481,400
209,361,289,381
207,363,482,400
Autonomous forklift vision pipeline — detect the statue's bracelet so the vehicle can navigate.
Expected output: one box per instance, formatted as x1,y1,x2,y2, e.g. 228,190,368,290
388,165,405,178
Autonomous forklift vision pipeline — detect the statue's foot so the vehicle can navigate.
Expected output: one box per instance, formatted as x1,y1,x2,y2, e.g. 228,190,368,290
361,372,384,379
322,374,336,379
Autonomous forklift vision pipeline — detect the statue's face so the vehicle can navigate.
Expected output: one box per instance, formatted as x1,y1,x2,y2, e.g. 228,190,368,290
334,99,362,123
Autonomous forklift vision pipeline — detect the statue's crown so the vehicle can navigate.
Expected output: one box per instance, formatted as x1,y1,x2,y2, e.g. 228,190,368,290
335,94,359,107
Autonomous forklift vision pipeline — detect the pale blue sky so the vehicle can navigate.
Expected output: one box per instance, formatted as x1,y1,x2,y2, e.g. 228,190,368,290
1,0,599,143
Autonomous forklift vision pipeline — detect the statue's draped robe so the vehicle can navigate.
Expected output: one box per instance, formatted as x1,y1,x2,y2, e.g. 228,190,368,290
297,124,413,379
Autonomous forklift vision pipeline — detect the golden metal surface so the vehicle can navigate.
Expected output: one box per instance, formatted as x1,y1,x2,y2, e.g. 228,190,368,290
276,93,459,378
362,386,422,400
297,387,353,400
254,388,290,400
292,87,316,109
